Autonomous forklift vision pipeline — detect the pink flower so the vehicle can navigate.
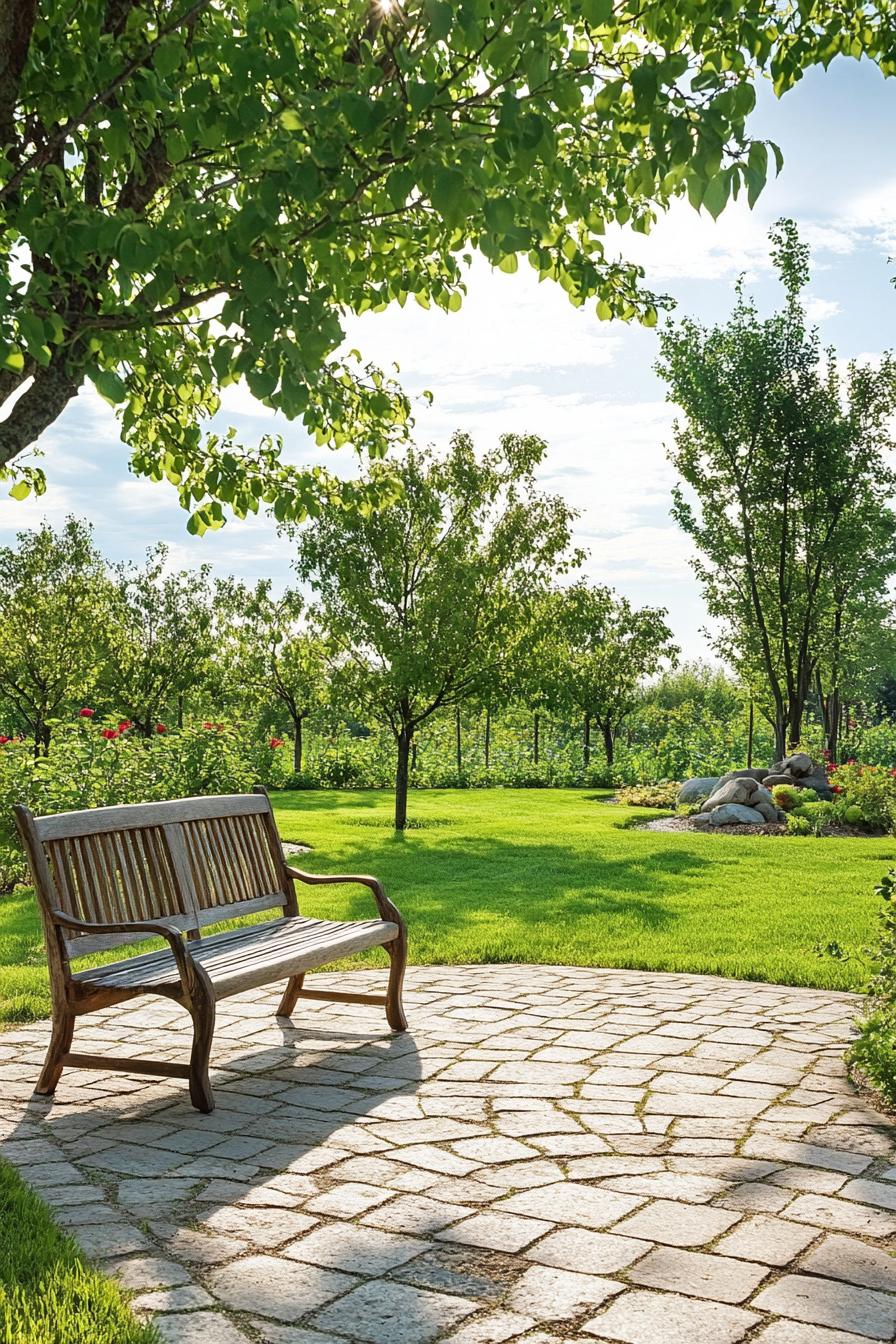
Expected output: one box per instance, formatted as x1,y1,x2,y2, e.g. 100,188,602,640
155,723,167,734
79,707,95,718
269,737,285,749
102,728,118,740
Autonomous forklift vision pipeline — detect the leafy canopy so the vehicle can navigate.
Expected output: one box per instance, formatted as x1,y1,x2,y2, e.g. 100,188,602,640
2,0,893,528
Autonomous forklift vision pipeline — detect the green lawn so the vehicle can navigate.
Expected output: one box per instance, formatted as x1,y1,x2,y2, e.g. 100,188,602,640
0,789,891,1024
0,1159,157,1343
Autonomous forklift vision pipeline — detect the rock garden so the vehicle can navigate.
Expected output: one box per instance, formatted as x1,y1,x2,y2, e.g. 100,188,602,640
631,755,896,838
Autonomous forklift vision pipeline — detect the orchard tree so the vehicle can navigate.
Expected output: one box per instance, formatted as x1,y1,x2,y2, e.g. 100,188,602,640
215,579,328,772
99,543,213,733
559,582,678,767
296,433,577,828
2,4,894,528
659,221,896,757
0,518,110,750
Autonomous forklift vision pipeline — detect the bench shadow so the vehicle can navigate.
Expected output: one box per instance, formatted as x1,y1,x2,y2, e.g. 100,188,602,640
7,1004,502,1337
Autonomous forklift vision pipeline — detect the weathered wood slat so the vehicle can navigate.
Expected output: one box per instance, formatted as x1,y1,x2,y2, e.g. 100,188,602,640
35,793,270,840
74,916,399,997
66,891,288,957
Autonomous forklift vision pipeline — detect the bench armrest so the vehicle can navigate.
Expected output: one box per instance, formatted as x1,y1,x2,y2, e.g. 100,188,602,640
50,909,200,994
284,867,405,930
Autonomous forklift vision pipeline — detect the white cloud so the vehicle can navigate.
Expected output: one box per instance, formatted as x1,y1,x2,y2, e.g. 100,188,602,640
805,294,842,322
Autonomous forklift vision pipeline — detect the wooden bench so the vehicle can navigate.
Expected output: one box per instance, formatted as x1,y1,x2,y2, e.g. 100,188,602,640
14,788,407,1112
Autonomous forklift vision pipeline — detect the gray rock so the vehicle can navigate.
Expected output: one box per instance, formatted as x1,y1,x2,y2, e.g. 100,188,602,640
799,773,832,799
780,752,814,777
678,777,720,805
752,785,774,807
753,800,779,822
708,803,766,826
701,778,758,811
718,767,770,785
764,772,798,788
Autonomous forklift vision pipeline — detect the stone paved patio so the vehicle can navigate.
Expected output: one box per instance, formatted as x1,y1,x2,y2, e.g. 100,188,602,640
2,964,896,1344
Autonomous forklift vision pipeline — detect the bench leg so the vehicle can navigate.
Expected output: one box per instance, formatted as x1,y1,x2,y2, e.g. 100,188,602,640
386,935,408,1032
188,995,216,1113
276,973,304,1018
35,1009,75,1096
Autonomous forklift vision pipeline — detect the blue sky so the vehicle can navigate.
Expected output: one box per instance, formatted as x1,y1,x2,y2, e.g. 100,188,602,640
2,56,894,659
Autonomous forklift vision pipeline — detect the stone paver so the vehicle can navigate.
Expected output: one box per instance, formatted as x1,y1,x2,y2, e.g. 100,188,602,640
2,965,894,1343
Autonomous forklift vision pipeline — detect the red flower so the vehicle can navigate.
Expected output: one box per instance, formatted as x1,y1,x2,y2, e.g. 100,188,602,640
269,737,285,749
203,721,215,730
832,784,842,793
79,707,95,718
155,723,167,734
118,719,132,731
0,735,9,745
102,728,118,740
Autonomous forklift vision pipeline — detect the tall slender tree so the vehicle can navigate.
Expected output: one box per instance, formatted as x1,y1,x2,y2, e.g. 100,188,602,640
659,221,896,756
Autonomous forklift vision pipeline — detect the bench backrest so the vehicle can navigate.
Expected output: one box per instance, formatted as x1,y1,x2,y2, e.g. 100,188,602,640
15,789,295,961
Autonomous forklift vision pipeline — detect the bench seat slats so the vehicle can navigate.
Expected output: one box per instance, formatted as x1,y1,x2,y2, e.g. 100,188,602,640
73,915,400,998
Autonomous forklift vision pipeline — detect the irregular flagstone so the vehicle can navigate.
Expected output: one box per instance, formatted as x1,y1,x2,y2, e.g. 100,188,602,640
1,965,893,1344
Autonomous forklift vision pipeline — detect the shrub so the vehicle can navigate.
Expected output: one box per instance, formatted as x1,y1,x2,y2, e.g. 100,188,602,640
615,782,680,808
785,813,812,836
772,784,802,811
828,762,896,832
0,717,292,886
791,800,839,835
848,868,896,1108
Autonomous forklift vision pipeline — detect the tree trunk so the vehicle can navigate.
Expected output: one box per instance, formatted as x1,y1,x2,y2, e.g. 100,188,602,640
0,360,81,470
583,712,590,768
484,706,491,770
455,706,462,774
601,720,614,767
177,692,184,729
773,712,786,761
533,712,540,765
395,725,413,830
411,738,418,771
746,700,754,768
293,714,303,773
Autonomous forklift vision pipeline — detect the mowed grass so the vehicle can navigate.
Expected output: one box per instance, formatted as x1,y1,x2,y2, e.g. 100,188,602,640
0,1159,157,1344
0,788,892,1024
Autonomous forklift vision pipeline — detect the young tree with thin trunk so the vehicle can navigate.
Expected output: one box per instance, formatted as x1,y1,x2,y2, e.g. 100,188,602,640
558,583,678,769
296,433,577,829
0,518,110,750
215,580,327,772
99,544,213,734
1,2,890,527
659,221,896,757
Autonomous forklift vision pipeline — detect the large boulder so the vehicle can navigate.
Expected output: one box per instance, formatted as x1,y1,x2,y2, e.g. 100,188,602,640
709,803,766,826
717,767,770,785
678,776,720,805
753,800,782,822
700,777,758,811
752,785,775,808
800,772,832,799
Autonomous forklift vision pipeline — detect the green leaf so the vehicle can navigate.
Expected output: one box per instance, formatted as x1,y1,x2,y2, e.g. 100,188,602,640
279,108,303,132
2,349,24,374
702,170,730,220
89,368,128,405
9,480,30,500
